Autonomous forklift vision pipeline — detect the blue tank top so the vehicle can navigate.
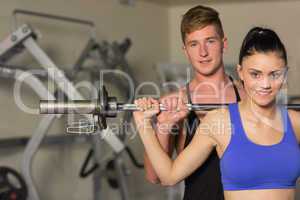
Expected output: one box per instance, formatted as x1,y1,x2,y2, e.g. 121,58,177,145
221,103,300,190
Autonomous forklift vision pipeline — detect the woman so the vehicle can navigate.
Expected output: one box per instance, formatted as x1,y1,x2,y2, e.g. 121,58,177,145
133,27,300,200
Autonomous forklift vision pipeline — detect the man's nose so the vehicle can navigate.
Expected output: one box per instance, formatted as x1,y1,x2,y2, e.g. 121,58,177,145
199,44,208,57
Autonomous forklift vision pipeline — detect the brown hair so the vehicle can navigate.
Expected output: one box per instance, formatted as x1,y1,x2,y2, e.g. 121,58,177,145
181,5,224,43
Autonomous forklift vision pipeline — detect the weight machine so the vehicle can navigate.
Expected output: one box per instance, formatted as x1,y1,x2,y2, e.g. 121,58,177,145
0,10,139,199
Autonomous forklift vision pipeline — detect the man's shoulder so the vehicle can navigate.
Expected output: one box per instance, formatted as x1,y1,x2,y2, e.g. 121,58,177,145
231,79,243,89
232,80,246,99
160,86,187,100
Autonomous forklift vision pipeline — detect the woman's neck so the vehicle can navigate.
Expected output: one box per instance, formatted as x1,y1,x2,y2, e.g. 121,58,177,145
240,98,278,121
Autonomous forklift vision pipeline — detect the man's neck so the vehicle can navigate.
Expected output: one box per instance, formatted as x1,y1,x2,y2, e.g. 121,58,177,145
190,66,229,90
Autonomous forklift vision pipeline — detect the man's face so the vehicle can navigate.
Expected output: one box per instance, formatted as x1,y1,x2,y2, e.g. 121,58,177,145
183,25,227,76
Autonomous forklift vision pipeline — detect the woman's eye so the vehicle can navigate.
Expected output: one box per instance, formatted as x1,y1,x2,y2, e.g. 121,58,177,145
271,72,281,79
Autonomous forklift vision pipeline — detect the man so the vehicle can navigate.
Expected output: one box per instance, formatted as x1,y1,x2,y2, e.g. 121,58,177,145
144,5,245,200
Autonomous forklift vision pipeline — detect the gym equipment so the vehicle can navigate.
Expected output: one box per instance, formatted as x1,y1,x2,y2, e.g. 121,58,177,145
66,16,141,200
0,134,88,149
0,166,28,200
0,22,131,200
12,9,96,38
288,95,300,104
39,85,300,131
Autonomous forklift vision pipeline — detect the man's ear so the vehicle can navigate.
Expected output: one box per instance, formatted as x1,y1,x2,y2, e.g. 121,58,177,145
222,37,228,53
182,45,188,58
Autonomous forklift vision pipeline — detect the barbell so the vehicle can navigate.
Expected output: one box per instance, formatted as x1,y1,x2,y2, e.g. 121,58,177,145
40,86,300,130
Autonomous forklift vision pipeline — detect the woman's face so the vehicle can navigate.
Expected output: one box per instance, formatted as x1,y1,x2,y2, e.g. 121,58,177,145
238,52,287,107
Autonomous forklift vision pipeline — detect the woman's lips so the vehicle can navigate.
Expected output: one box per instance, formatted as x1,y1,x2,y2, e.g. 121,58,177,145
255,90,272,96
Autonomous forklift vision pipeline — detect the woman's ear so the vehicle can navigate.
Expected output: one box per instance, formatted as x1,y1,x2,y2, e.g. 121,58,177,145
237,64,244,82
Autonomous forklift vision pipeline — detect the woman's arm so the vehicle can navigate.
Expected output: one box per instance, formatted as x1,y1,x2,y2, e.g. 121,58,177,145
134,99,219,186
143,130,175,184
144,120,189,184
142,90,189,184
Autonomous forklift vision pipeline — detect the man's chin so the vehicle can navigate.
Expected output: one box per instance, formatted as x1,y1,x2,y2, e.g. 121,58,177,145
195,68,220,77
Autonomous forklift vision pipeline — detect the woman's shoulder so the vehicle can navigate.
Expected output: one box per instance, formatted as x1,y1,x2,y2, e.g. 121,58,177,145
199,107,231,135
287,109,300,124
287,109,300,142
204,107,229,120
194,107,232,149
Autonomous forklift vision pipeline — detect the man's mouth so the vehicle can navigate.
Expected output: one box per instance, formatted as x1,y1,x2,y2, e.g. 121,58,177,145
199,59,212,64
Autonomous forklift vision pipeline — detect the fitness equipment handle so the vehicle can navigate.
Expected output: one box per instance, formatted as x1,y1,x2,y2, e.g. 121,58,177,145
40,100,98,114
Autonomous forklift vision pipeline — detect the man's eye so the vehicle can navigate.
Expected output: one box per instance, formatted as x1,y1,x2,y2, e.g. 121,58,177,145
190,43,197,47
250,72,260,78
207,39,216,44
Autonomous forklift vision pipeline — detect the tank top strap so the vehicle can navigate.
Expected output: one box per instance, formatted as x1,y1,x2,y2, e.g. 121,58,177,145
184,82,199,148
228,103,245,142
186,76,240,103
228,76,241,102
185,82,193,104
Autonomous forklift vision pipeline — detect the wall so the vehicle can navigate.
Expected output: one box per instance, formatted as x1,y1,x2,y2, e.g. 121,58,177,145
168,0,300,95
0,0,169,199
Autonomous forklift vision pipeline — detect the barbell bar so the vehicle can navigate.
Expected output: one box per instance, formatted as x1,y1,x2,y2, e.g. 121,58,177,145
39,86,300,130
39,101,226,114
